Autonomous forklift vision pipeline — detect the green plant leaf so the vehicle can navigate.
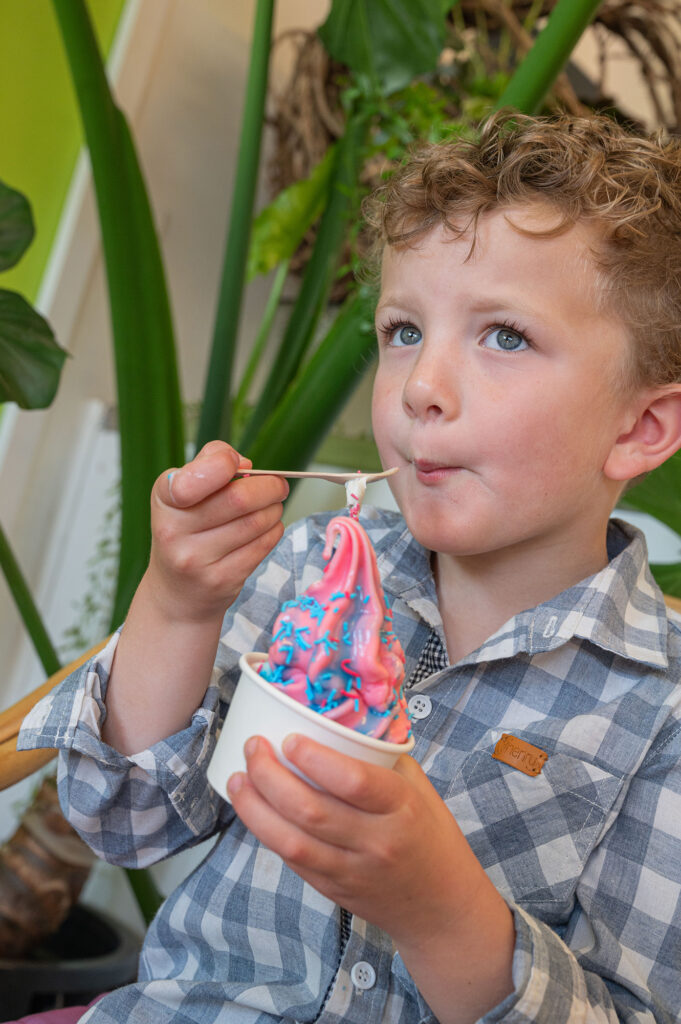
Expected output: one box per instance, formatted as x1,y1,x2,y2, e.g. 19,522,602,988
196,0,275,448
245,287,377,470
649,561,681,599
247,147,336,280
0,289,68,408
621,453,681,538
0,180,35,271
495,0,602,114
52,0,185,629
239,114,369,452
0,521,61,675
318,0,453,95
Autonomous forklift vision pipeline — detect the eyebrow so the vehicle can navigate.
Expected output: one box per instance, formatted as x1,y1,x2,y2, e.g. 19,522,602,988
466,298,551,325
375,295,411,312
376,294,552,326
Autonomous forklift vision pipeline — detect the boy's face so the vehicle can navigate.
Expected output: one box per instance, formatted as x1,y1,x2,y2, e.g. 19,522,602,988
372,207,637,562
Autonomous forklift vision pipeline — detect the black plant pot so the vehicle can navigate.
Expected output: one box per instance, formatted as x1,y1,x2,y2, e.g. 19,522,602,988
0,903,140,1021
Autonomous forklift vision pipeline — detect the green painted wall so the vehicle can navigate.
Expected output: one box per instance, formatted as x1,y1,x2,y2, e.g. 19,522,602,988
0,0,127,302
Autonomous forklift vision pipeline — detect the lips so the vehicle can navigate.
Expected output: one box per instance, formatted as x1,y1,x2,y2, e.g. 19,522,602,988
413,459,450,473
412,459,460,483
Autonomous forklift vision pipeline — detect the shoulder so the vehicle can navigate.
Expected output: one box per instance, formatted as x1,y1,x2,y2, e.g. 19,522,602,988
661,603,681,706
635,599,681,765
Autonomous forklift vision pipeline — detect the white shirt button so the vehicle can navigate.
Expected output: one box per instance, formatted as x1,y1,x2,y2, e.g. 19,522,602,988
350,960,376,990
408,693,432,720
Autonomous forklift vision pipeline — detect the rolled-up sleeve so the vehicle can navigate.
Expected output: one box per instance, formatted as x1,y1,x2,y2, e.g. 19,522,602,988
17,517,319,868
20,629,225,866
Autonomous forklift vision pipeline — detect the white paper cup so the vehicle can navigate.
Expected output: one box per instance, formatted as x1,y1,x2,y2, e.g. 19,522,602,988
207,652,415,800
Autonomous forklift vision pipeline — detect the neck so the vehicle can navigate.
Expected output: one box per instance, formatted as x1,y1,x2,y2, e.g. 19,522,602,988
433,528,611,664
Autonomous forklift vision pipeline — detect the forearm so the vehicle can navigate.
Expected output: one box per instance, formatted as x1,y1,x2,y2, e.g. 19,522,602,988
396,863,515,1024
101,569,226,754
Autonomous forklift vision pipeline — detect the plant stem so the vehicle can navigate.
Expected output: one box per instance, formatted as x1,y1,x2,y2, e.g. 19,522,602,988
239,112,369,454
0,522,60,676
232,259,289,434
495,0,603,114
245,287,377,472
196,0,276,451
522,0,547,34
125,865,164,927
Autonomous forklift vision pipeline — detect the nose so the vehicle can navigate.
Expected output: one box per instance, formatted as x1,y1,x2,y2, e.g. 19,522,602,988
402,343,459,422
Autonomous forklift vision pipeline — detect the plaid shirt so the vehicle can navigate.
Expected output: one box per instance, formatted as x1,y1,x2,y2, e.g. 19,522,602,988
19,509,681,1024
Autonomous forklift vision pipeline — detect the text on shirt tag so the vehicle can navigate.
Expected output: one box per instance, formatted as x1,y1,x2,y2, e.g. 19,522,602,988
492,734,548,777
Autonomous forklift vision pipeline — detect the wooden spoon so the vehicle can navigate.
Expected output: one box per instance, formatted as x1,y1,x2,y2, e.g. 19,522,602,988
239,467,398,484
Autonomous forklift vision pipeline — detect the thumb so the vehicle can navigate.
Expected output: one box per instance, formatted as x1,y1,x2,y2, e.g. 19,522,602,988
162,443,249,508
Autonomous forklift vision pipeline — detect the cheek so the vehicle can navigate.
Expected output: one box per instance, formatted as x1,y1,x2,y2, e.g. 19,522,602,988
371,374,399,443
499,395,607,488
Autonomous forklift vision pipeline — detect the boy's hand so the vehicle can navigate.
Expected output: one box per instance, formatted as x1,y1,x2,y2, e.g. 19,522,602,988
227,737,515,1022
226,735,499,949
148,441,289,623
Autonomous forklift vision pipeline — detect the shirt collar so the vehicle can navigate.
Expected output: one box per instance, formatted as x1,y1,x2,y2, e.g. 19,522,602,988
377,515,669,671
526,518,670,670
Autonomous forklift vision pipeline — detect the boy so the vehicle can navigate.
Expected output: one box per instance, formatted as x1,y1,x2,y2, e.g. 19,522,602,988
18,111,681,1023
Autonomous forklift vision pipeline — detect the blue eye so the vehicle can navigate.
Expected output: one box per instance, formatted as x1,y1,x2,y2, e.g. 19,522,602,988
483,326,529,352
389,323,422,347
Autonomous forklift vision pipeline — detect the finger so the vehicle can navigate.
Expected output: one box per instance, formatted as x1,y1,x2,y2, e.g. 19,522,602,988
243,736,364,849
159,473,288,542
180,474,289,533
280,734,405,815
227,761,351,879
163,471,288,536
161,442,244,509
196,440,251,473
206,519,286,587
167,505,286,578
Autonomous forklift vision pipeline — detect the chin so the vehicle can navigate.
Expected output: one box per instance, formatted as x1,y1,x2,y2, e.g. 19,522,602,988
400,500,495,557
402,507,458,553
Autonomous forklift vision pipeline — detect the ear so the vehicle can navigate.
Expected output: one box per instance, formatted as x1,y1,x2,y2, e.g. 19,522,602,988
604,387,681,482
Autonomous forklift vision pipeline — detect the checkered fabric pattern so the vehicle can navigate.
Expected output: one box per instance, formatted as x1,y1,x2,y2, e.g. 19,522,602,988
406,629,448,689
19,508,681,1024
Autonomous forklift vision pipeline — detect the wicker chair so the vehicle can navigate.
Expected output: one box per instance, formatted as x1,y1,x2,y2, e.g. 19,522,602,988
0,638,108,791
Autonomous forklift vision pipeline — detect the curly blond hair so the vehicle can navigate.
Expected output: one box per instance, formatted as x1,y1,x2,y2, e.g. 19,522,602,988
362,110,681,389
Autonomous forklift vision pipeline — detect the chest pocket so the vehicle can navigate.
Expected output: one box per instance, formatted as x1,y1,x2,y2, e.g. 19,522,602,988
443,742,624,923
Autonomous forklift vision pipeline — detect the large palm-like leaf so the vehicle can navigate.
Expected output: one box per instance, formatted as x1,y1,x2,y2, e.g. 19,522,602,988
51,0,185,627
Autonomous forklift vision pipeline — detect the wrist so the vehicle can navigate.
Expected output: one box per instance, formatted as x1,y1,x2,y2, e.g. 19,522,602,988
394,869,515,1024
140,564,234,629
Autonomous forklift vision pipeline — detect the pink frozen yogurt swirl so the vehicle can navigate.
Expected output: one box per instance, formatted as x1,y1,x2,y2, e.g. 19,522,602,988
259,516,411,743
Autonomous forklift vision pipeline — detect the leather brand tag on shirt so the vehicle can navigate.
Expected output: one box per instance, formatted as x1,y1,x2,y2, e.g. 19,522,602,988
492,733,548,777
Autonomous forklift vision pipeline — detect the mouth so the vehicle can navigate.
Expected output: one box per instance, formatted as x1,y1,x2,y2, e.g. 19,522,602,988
412,459,461,483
